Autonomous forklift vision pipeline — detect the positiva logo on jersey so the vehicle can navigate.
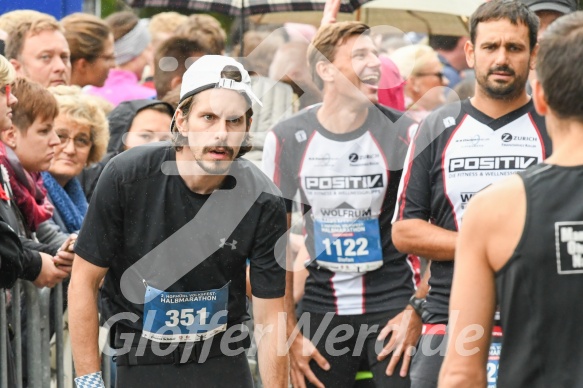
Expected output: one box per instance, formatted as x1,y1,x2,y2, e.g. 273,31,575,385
305,174,384,190
449,156,538,172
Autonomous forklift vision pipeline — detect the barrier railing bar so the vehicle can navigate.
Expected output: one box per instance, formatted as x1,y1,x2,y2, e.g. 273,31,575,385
13,281,22,388
1,289,8,388
54,283,65,388
40,288,51,388
2,281,113,388
103,351,111,388
24,282,41,387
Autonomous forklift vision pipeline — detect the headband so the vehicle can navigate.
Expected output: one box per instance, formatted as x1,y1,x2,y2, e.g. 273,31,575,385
114,19,150,65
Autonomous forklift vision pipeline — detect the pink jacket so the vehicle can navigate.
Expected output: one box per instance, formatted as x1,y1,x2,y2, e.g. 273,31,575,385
86,69,155,106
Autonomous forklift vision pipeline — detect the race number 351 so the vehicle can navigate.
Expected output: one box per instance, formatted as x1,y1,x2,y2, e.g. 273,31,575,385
165,308,208,327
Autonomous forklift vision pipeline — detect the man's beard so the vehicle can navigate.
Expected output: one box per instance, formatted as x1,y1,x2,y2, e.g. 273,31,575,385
193,144,236,175
477,65,528,101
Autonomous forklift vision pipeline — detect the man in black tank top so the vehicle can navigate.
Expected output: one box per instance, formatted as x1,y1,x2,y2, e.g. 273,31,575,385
440,11,583,388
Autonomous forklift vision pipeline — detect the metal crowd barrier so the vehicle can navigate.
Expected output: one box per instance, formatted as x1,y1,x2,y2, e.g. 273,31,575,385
0,281,112,388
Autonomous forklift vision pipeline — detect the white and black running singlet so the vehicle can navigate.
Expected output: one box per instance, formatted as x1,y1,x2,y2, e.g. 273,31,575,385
263,104,419,315
394,99,552,322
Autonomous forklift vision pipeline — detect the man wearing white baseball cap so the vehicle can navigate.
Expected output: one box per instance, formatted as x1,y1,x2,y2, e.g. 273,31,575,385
69,55,289,387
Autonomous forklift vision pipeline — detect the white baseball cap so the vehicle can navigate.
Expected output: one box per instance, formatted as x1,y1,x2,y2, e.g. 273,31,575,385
178,55,262,108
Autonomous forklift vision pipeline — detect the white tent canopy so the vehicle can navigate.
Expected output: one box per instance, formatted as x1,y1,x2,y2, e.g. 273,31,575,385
361,0,485,36
250,0,486,36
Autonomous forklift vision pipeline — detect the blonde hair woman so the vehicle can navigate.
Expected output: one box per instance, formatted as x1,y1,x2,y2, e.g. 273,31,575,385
390,44,449,122
0,54,17,131
42,85,109,233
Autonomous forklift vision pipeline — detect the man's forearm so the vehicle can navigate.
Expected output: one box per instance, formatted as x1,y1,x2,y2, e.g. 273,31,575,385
393,220,458,261
69,279,102,375
256,315,289,387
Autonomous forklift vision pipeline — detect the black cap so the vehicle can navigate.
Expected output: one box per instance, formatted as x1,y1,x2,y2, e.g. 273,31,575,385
521,0,577,14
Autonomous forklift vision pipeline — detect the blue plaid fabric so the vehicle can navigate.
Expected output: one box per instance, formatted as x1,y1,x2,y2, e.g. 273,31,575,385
75,371,105,388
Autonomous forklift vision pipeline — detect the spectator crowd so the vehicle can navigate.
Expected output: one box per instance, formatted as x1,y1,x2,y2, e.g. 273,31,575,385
0,0,582,387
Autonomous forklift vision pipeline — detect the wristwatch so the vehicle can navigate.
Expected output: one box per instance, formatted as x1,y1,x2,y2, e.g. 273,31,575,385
408,295,425,317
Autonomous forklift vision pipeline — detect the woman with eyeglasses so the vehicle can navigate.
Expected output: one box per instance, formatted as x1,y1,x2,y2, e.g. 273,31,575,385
0,77,76,281
0,56,69,388
390,44,450,123
0,76,99,387
40,86,109,234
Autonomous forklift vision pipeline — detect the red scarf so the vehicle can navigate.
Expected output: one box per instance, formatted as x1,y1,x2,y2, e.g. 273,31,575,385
0,167,9,201
0,142,53,232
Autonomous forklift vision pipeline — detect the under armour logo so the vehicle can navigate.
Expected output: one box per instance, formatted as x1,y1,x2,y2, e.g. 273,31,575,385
219,238,237,250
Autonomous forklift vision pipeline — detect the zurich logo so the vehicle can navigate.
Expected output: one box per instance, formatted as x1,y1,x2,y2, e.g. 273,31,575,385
501,133,513,142
348,153,359,163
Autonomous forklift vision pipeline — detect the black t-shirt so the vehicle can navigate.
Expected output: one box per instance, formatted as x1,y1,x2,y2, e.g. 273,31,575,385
497,164,583,387
76,144,287,335
394,99,552,322
263,104,418,315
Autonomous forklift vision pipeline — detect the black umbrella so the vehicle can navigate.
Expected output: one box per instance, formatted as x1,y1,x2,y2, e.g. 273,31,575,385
127,0,370,54
128,0,367,16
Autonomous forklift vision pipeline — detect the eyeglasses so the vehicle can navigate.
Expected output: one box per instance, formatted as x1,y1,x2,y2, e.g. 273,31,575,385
0,84,11,105
415,72,446,82
56,131,92,149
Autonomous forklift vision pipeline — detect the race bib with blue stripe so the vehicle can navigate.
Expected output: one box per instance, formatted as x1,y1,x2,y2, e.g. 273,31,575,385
142,282,229,343
314,218,383,272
